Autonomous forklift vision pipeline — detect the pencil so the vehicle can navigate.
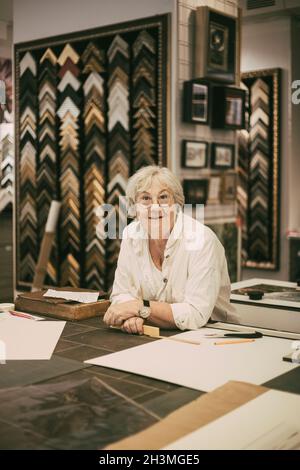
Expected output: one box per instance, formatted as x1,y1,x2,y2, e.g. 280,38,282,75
214,339,255,346
165,337,201,346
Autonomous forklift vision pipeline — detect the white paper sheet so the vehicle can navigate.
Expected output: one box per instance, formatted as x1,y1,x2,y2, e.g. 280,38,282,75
165,390,300,450
0,311,44,321
85,328,298,392
0,318,65,360
44,289,99,304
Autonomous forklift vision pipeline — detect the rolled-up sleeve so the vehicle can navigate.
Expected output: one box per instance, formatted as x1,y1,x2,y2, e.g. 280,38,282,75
109,237,137,305
170,235,223,330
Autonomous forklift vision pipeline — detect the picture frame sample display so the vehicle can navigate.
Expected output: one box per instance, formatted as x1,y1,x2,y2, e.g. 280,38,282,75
0,124,13,212
0,58,12,123
195,7,239,84
212,86,245,129
183,179,208,205
182,140,208,168
14,14,169,291
183,80,210,124
238,68,281,270
221,171,237,203
211,143,235,169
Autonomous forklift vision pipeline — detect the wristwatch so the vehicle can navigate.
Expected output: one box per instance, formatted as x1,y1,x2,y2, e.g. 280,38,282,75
139,299,151,319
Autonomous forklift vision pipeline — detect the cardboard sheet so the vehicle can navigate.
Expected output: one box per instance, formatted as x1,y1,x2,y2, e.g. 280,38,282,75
106,381,267,450
165,389,300,450
85,328,298,392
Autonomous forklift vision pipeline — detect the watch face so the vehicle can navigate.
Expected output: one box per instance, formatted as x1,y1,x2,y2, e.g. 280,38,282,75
140,307,150,319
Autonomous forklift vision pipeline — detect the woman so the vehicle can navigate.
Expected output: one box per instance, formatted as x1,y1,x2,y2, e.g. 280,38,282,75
103,166,238,334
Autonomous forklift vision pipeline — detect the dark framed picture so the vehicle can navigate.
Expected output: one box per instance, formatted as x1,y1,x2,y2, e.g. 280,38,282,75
183,179,209,205
195,7,239,84
211,86,245,129
182,140,208,168
221,172,237,203
183,79,210,124
211,143,235,169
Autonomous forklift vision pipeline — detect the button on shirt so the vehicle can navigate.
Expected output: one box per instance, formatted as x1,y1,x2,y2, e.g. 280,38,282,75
110,211,239,330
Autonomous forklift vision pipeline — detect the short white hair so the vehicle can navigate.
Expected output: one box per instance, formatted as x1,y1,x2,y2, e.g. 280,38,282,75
126,166,185,214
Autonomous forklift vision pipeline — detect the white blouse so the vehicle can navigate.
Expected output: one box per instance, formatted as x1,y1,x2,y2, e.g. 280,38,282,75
110,211,239,330
146,249,165,299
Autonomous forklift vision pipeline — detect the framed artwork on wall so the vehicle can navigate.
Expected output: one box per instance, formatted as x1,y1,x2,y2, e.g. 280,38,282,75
211,86,245,129
183,79,210,124
182,140,208,168
221,171,237,203
211,143,235,169
194,7,240,84
183,179,209,205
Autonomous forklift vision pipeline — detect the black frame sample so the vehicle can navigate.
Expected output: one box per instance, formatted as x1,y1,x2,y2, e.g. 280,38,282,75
182,79,211,124
211,86,245,129
195,6,238,84
183,179,209,205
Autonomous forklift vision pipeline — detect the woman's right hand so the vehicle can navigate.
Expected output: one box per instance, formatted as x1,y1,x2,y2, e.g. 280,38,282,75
121,317,145,335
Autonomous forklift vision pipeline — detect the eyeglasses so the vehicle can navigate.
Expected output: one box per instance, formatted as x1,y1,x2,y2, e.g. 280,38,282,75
137,192,173,207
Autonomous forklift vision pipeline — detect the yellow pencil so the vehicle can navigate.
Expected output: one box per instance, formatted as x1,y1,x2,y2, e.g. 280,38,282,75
214,339,255,346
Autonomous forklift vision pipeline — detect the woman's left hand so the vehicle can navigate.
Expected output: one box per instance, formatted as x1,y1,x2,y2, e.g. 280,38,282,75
103,300,141,327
